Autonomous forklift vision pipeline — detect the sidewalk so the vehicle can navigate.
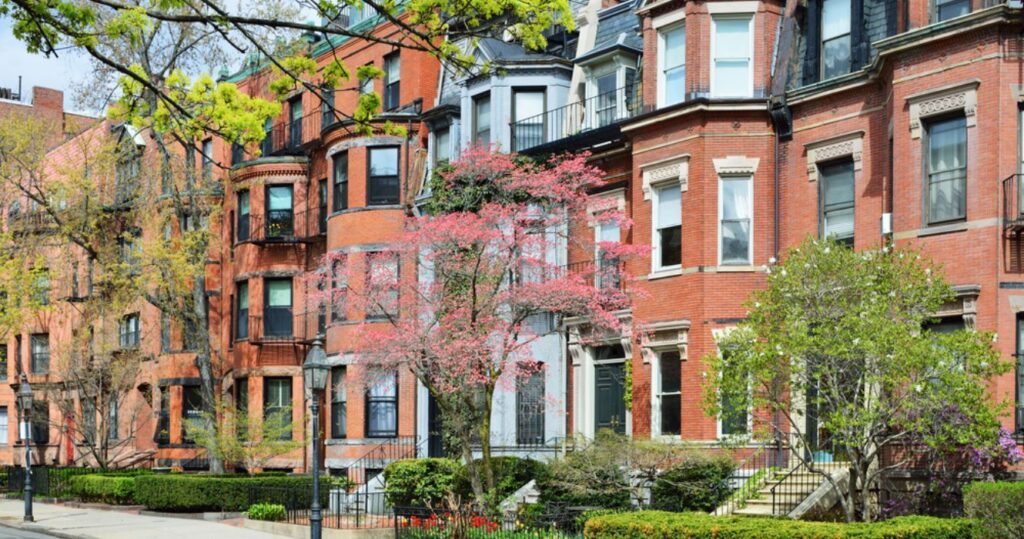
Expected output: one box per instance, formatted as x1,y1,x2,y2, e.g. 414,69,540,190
0,499,287,539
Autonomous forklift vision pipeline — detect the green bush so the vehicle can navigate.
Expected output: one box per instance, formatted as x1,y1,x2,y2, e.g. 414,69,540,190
134,475,315,512
383,458,463,507
536,451,630,509
964,481,1024,539
69,475,137,504
650,455,736,512
454,456,545,503
583,511,978,538
247,502,286,522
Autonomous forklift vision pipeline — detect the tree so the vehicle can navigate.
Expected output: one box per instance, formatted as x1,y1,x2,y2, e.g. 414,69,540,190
183,399,302,475
704,238,1011,522
307,147,642,506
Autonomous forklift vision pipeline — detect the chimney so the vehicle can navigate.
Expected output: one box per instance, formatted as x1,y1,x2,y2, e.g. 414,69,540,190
31,87,64,114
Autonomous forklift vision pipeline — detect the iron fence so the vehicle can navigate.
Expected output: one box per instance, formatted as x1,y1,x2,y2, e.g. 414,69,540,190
715,438,788,515
395,503,587,539
510,87,643,153
248,485,392,529
3,466,101,498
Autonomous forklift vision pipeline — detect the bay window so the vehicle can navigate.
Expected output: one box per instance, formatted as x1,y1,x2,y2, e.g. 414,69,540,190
513,90,545,151
711,16,753,98
368,147,400,206
331,366,347,439
384,53,400,111
237,190,250,241
333,152,349,211
264,278,293,337
366,372,398,437
264,377,293,440
265,185,294,238
658,23,686,107
236,281,249,340
473,93,491,145
653,184,682,270
719,176,753,265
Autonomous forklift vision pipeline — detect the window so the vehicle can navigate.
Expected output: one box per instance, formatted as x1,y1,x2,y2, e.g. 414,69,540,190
331,260,348,322
265,184,294,238
237,190,250,241
0,407,8,445
236,281,249,340
719,176,753,265
366,253,399,320
366,372,397,437
201,138,213,181
593,71,618,128
936,0,970,21
925,116,967,224
820,159,855,245
289,96,303,147
108,394,118,440
653,184,682,269
596,219,622,289
264,278,293,337
331,366,347,439
30,401,48,445
119,313,140,349
719,349,749,437
512,90,545,151
321,87,336,127
231,143,245,165
33,271,49,306
181,385,202,444
516,363,545,445
821,0,851,80
383,53,400,111
155,386,170,445
711,16,753,98
0,344,7,381
119,229,142,270
473,93,491,145
658,23,686,107
82,399,97,443
30,333,48,374
319,179,328,234
114,150,141,204
924,316,966,333
264,377,293,440
161,314,171,352
368,147,400,206
359,65,375,95
236,378,249,439
333,152,348,211
654,351,682,436
433,128,451,167
262,117,273,156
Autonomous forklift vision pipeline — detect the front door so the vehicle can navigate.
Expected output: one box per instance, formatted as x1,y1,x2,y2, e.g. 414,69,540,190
594,363,626,435
427,393,444,458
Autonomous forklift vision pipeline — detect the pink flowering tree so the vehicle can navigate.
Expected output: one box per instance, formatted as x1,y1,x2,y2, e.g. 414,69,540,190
306,147,644,504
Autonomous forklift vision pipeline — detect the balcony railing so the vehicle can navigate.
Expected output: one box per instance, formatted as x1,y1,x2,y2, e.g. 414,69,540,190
1004,173,1024,232
566,257,623,290
511,86,643,153
240,208,318,244
248,310,324,345
260,111,324,156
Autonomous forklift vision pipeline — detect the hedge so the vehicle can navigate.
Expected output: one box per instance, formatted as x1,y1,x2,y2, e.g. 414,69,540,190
134,475,315,512
69,475,137,505
650,455,736,512
963,481,1024,539
583,511,978,538
384,458,463,507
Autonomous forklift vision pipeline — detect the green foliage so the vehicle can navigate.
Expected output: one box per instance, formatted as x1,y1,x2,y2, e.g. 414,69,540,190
383,458,464,507
134,475,314,512
68,474,137,504
247,502,287,522
963,482,1024,539
455,457,545,503
583,511,979,539
650,455,736,512
537,443,630,509
183,400,301,474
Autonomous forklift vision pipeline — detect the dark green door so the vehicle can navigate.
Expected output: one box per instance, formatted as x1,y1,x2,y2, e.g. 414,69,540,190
595,363,626,435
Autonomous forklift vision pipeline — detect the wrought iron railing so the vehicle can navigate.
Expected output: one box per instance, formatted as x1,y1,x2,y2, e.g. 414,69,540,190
347,436,419,491
511,87,643,152
239,208,318,244
248,485,392,529
247,310,323,344
715,438,788,515
261,111,324,156
394,503,587,538
565,258,623,290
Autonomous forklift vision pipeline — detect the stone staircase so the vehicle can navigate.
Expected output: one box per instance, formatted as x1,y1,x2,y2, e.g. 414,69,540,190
729,462,849,517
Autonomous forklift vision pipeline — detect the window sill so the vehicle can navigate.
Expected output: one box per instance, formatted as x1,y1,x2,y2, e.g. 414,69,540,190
715,265,760,273
647,267,682,281
918,221,968,237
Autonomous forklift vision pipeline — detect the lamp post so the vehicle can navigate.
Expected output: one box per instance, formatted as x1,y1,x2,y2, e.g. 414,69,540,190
303,339,329,539
17,376,33,522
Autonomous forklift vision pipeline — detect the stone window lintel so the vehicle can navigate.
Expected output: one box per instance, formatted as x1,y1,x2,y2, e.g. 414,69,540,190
642,155,690,200
907,79,980,139
805,131,865,182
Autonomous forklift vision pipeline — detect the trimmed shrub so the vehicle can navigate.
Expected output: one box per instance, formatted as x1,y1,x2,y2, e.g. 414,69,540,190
964,481,1024,539
383,458,463,507
134,475,315,512
69,475,137,504
247,502,286,522
583,511,978,538
650,455,736,512
536,452,630,509
454,457,545,503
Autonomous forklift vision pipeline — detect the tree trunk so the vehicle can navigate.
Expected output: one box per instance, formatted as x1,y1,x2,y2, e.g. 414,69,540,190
192,277,223,473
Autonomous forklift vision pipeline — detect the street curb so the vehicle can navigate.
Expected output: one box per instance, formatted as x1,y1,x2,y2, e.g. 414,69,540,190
0,519,100,539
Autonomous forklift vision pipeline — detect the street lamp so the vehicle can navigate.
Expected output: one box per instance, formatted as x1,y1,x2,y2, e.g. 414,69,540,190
16,376,33,522
303,339,329,539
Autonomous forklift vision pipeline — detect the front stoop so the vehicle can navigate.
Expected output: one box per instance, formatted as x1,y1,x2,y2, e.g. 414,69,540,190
731,463,850,518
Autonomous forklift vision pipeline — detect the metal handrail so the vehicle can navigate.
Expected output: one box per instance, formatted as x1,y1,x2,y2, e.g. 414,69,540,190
510,86,643,152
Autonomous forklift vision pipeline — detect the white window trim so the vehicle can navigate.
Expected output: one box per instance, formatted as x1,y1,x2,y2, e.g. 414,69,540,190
907,79,979,139
652,9,685,28
651,181,683,275
710,14,755,99
707,1,759,13
712,327,753,440
650,347,681,439
714,157,758,267
657,22,685,109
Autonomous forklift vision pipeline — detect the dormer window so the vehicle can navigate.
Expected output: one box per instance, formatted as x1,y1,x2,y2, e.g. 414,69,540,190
821,0,852,80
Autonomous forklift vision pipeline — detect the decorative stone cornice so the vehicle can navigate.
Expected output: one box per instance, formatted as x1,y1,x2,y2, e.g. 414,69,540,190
805,132,864,182
907,80,979,139
639,319,691,364
641,155,689,200
713,155,760,176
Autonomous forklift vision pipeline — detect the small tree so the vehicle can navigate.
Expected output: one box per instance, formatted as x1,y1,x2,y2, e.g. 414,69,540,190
183,399,302,474
704,238,1010,522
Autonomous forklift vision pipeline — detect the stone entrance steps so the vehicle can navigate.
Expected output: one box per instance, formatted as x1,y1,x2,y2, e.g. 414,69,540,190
731,462,849,517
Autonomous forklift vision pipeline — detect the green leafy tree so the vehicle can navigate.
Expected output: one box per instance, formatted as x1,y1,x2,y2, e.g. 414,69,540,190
704,238,1010,522
183,399,302,475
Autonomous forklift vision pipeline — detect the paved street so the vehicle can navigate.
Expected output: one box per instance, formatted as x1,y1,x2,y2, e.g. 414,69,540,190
0,500,287,539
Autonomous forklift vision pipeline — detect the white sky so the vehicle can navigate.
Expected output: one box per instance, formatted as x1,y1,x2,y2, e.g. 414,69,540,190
0,18,95,115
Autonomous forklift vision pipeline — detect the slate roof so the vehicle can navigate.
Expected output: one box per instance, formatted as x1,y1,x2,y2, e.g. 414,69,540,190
575,0,643,64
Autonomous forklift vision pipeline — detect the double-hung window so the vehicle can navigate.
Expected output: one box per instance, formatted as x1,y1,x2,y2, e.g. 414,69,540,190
261,118,273,156
935,0,970,22
658,24,686,107
81,398,96,444
331,260,348,322
201,138,213,181
596,219,621,289
821,0,852,80
265,185,294,238
236,281,249,340
0,407,8,445
711,16,753,98
366,372,398,437
264,377,293,440
820,159,855,245
331,366,347,439
181,385,202,444
155,387,170,445
366,253,399,320
433,128,451,167
30,333,48,374
321,86,336,127
319,179,328,234
236,378,248,439
512,90,545,151
231,143,244,165
108,394,118,440
30,401,48,444
653,184,682,270
237,190,250,241
289,96,303,147
383,53,400,111
264,279,293,337
719,349,749,437
473,93,491,145
925,116,967,224
368,147,400,206
0,345,7,381
119,313,140,349
654,351,682,436
719,176,753,265
333,152,348,211
593,71,618,128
